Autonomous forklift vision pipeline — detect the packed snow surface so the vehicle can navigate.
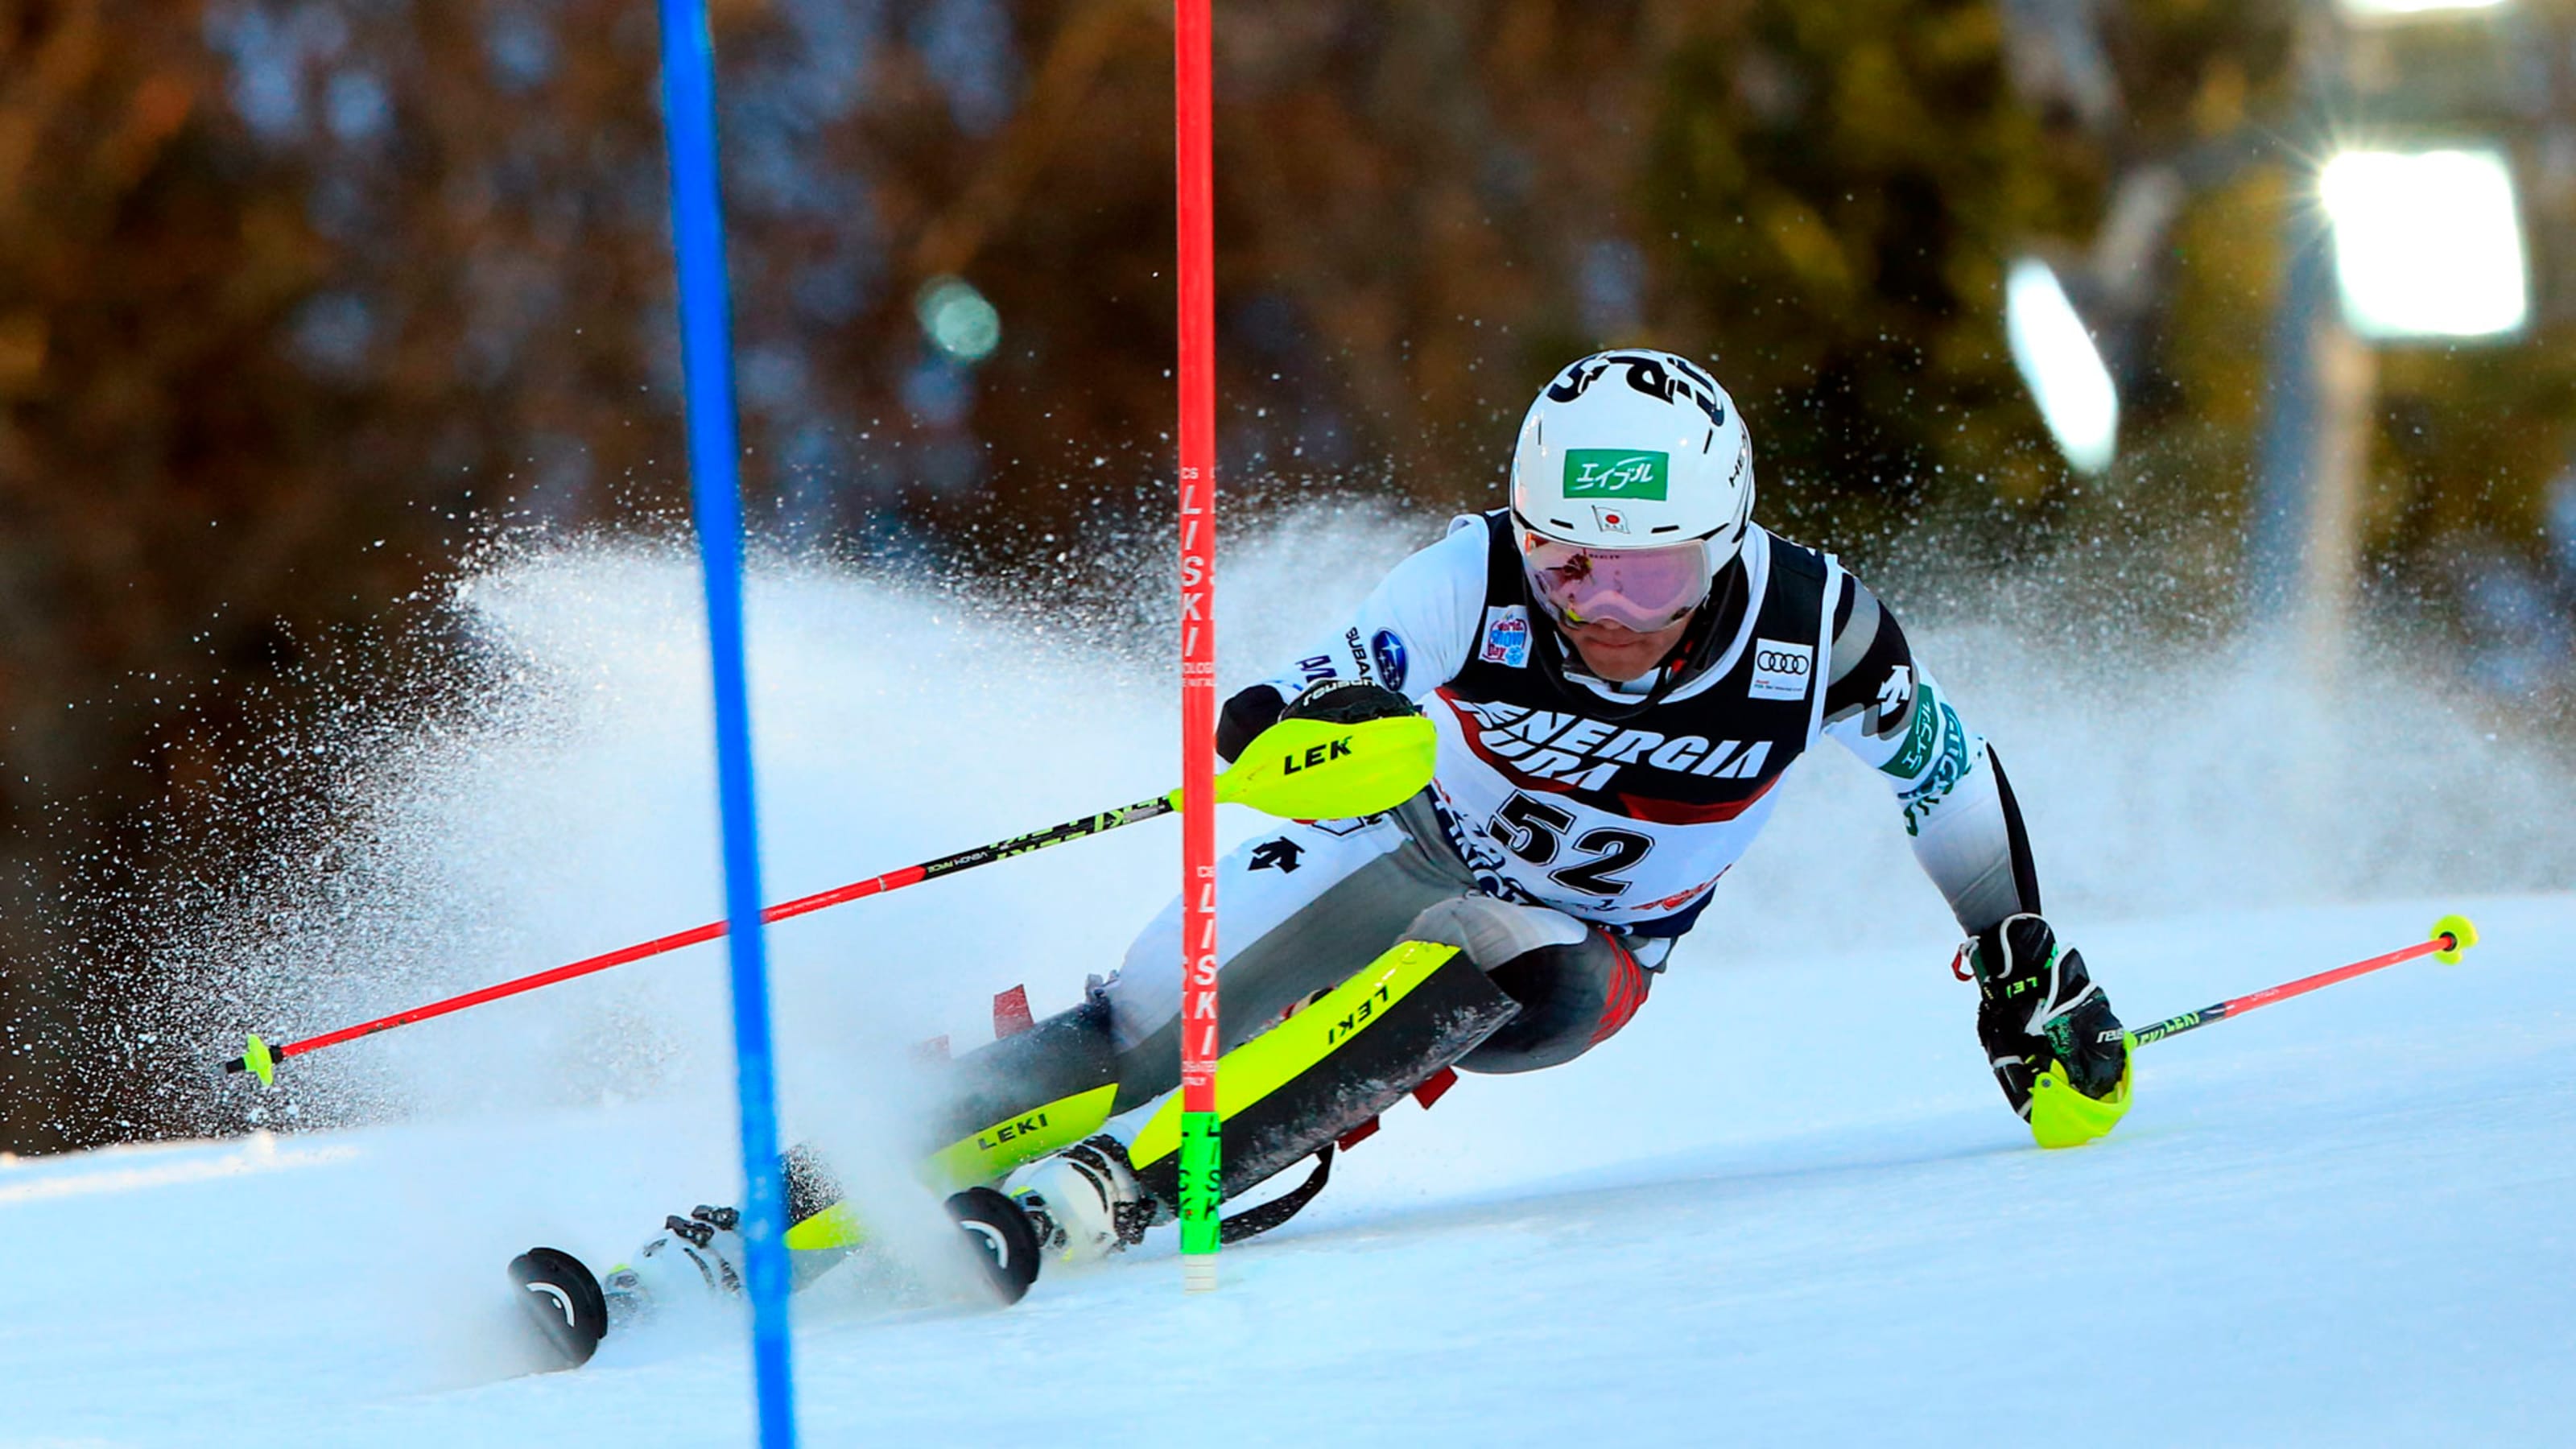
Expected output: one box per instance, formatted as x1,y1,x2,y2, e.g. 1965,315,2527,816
6,532,2571,1445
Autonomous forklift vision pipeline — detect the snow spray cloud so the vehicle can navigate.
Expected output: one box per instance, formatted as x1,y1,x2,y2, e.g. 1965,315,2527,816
141,502,2575,1140
1716,594,2576,956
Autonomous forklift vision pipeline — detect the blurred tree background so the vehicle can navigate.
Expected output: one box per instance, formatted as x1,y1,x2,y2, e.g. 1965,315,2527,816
4,0,2574,1152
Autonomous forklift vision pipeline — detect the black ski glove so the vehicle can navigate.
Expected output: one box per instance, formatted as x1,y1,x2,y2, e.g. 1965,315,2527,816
1216,684,1286,764
1964,914,2128,1121
1216,678,1416,762
1282,677,1415,724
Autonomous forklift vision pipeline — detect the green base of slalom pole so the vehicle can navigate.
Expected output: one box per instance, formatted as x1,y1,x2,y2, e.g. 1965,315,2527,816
1178,1109,1220,1290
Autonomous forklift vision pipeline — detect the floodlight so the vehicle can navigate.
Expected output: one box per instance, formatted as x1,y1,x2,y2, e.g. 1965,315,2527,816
915,276,1001,362
2319,147,2528,340
2004,258,2120,475
2336,0,2509,18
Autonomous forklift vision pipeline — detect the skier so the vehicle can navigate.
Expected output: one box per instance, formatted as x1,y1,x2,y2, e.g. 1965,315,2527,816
568,348,2133,1335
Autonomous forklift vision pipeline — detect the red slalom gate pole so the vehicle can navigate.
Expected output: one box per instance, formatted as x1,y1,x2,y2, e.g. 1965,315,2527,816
1172,0,1222,1292
2125,914,2482,1049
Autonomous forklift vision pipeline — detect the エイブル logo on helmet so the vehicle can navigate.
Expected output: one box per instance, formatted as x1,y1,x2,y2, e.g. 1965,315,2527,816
1748,638,1812,702
1480,607,1530,667
1563,450,1669,502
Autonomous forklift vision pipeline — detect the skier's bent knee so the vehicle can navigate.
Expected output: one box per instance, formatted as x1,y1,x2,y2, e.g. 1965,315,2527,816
1400,895,1657,1073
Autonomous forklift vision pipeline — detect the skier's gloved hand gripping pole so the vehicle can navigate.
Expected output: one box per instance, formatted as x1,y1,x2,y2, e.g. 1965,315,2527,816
1990,913,2481,1150
222,711,1437,1084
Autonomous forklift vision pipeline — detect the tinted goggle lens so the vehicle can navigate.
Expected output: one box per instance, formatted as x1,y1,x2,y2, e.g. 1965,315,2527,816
1519,535,1712,630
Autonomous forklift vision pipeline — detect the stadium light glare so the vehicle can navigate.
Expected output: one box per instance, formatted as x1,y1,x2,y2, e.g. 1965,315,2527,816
2335,0,2509,18
2004,258,2120,475
2319,147,2528,340
916,276,1001,362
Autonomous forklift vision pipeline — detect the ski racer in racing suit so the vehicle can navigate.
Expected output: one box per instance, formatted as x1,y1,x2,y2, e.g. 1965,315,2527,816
623,349,2135,1305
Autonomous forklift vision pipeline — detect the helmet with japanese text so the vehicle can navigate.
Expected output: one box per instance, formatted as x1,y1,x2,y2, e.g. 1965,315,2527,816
1509,349,1752,632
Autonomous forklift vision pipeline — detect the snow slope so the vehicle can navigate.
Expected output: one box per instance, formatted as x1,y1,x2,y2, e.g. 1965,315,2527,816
6,894,2570,1447
6,528,2572,1446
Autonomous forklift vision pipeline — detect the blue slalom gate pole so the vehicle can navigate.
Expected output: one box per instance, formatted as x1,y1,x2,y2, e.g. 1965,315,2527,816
653,0,798,1443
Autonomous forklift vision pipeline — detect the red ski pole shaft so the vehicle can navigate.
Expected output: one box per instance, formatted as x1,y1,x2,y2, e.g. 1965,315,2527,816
2125,913,2481,1049
221,714,1441,1082
224,793,1172,1076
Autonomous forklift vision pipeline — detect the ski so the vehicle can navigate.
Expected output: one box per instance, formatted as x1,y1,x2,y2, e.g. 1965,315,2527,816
509,1247,610,1369
944,1185,1043,1303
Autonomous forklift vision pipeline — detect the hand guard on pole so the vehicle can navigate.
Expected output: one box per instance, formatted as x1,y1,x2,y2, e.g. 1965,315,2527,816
1216,678,1418,762
1963,914,2132,1147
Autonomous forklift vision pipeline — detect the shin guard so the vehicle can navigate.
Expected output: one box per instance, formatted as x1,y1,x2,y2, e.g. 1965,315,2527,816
1126,940,1519,1215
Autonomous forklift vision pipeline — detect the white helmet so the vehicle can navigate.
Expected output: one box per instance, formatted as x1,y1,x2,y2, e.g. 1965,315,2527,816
1509,349,1753,552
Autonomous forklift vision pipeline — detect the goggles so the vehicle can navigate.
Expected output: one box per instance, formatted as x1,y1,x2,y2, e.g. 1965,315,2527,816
1518,530,1714,632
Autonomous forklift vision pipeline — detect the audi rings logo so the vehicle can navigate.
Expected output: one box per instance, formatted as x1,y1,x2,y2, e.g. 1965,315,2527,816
1748,637,1813,702
1755,649,1810,676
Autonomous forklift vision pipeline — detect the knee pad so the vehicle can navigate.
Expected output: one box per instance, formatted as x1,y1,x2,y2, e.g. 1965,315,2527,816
1457,928,1651,1075
1403,896,1651,1073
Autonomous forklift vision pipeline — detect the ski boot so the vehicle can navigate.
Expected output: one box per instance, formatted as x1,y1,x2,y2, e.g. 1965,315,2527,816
1001,1134,1154,1263
506,1205,774,1370
597,1189,1045,1322
598,1204,748,1330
